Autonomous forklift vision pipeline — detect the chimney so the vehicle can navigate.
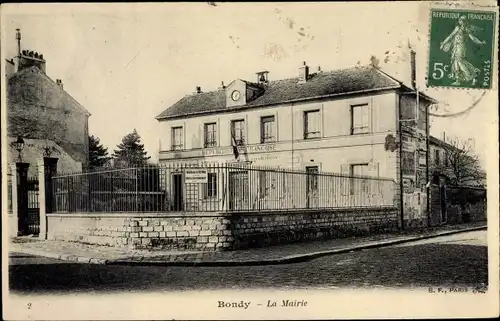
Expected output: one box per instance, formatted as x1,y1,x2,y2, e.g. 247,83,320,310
17,49,47,73
221,81,226,89
196,86,202,94
317,65,322,73
410,50,416,89
56,79,64,89
16,29,21,57
298,61,309,84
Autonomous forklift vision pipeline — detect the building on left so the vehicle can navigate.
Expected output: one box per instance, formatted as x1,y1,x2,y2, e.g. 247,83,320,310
5,29,91,177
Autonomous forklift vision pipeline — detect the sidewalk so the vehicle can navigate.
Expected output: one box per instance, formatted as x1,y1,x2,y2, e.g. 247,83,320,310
9,222,486,266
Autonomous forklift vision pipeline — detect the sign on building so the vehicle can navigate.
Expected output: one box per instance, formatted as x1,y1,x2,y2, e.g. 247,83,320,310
185,169,208,184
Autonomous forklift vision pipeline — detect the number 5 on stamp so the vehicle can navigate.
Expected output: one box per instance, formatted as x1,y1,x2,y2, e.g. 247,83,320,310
427,8,497,89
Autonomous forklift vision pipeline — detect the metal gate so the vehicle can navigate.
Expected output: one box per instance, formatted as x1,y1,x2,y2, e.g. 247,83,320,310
26,177,40,235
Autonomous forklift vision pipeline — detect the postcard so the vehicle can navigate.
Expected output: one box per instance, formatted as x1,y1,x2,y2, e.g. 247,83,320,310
1,1,499,320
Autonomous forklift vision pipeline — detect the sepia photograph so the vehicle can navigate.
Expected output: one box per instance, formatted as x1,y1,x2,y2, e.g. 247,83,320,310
1,1,499,320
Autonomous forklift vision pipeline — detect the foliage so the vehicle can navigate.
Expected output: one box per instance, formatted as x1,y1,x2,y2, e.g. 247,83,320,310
112,129,151,167
88,135,110,170
431,136,485,187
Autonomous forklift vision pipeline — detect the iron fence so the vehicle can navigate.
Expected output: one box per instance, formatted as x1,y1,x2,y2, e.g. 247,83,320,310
27,177,39,209
27,176,40,235
52,163,396,213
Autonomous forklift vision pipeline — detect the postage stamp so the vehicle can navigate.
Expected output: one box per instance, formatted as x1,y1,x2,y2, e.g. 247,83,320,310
427,8,497,89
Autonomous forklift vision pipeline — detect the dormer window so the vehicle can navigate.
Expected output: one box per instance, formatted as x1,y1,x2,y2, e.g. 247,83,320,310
225,77,267,108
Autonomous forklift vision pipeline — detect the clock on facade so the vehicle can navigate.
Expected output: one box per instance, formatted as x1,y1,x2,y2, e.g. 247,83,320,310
231,90,241,101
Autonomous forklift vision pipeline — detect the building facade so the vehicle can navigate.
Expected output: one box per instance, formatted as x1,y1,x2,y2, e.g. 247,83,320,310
5,29,91,176
156,59,436,226
429,135,486,187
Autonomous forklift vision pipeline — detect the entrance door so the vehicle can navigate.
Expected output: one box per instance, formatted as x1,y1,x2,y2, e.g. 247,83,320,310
306,166,319,208
229,171,248,211
440,185,447,223
172,174,184,211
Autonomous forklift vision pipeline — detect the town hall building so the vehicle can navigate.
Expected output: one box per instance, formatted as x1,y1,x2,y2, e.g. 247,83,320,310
155,55,437,226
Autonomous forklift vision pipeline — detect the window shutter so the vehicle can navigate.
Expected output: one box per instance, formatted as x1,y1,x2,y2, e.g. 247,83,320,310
368,103,372,133
201,124,205,148
200,182,206,199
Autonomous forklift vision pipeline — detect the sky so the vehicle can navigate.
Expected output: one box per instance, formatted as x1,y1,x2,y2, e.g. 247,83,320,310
2,2,497,167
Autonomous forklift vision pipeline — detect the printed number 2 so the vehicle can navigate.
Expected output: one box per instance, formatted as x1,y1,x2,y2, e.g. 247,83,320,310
432,63,448,80
27,303,32,309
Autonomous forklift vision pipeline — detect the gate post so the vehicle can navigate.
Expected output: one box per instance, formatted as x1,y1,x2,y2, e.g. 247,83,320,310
38,157,58,240
11,162,29,236
9,164,18,236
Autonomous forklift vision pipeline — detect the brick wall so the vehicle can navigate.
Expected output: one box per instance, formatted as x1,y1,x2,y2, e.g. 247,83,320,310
7,67,89,169
47,207,399,251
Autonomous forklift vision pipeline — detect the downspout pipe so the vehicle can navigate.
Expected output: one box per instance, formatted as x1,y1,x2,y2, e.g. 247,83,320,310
398,96,405,231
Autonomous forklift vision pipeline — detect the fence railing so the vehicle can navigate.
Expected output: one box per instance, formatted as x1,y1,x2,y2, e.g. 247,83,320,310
27,176,40,209
52,163,396,213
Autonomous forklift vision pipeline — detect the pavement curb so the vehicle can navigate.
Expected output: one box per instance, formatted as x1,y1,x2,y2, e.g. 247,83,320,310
107,225,487,267
9,247,109,265
10,225,486,267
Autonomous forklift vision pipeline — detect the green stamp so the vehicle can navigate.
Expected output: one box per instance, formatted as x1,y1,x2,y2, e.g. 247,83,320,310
427,9,497,89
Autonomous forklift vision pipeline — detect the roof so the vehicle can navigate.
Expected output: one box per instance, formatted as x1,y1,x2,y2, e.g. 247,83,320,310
156,65,414,120
429,135,462,152
7,66,91,117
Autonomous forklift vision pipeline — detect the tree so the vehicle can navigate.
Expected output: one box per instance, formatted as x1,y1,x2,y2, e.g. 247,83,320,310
89,135,110,169
112,129,151,167
431,136,485,187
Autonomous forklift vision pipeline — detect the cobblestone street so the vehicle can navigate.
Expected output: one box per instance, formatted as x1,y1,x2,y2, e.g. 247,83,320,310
9,230,487,293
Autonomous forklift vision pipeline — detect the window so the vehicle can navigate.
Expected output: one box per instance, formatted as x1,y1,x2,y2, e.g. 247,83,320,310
304,110,321,139
351,104,369,134
306,166,319,193
204,123,217,147
231,119,245,145
205,173,217,198
418,150,427,166
171,126,183,150
402,151,416,175
444,151,449,167
435,149,441,165
260,116,275,143
350,164,369,195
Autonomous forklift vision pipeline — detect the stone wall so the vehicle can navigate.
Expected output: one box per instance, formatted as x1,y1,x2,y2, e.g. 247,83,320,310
47,213,230,250
228,207,399,249
428,185,486,227
7,66,89,169
47,207,399,251
6,137,83,177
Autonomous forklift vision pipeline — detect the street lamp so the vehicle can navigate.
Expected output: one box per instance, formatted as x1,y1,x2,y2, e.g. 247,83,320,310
13,136,25,162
